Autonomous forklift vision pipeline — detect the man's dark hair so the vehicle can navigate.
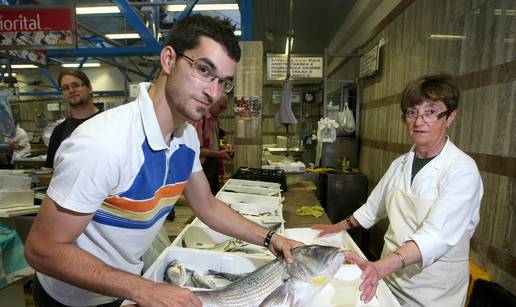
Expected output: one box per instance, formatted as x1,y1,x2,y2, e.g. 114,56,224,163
58,69,92,88
166,14,241,62
400,74,460,114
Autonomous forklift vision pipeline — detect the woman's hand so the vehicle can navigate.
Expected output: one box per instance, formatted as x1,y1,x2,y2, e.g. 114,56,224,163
311,221,345,237
346,251,381,304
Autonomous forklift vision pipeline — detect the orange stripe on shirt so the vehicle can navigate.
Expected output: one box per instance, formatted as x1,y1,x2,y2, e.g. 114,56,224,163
104,183,185,212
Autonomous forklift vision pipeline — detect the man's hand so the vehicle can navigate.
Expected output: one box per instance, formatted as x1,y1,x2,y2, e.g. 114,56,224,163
269,233,304,263
218,148,234,161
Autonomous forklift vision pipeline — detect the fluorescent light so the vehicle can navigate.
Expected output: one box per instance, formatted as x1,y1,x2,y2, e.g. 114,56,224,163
234,30,241,36
8,64,38,69
429,34,466,40
284,37,294,54
62,63,101,68
76,6,120,15
167,4,239,12
3,73,16,77
106,33,140,39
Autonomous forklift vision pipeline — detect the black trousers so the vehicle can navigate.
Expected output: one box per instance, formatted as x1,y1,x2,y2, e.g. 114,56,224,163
203,157,220,195
32,276,123,307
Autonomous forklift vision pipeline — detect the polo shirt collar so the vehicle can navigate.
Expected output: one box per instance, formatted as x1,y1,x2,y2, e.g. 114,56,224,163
137,82,168,151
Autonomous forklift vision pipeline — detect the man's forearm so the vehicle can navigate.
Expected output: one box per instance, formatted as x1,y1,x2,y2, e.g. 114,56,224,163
27,242,153,303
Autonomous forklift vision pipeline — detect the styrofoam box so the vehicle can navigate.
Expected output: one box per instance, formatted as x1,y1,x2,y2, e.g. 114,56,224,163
121,247,274,305
171,224,275,259
216,191,283,209
222,179,282,196
286,228,401,307
143,246,272,282
0,189,34,209
191,215,285,234
262,161,306,173
0,174,32,190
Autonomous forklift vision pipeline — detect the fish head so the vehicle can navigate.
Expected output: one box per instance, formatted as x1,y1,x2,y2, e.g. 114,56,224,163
260,245,344,306
287,245,344,298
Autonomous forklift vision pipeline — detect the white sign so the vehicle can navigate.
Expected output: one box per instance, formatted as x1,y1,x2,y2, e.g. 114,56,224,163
272,90,301,104
359,44,380,78
266,54,323,81
128,83,139,98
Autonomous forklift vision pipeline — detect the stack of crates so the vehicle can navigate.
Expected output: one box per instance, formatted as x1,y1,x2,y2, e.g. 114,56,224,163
232,167,287,191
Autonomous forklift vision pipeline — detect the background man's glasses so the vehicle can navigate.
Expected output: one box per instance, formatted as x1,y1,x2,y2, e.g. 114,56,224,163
402,109,450,123
176,52,234,93
61,82,85,92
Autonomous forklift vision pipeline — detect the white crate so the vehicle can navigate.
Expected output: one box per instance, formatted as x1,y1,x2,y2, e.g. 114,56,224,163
285,228,401,307
216,191,283,208
0,189,34,209
143,246,272,284
221,179,281,196
0,174,31,190
171,224,275,259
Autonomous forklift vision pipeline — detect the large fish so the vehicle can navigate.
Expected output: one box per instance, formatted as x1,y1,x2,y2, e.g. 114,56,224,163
194,244,344,306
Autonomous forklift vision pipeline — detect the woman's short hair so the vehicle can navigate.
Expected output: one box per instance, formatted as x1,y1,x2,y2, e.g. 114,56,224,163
58,69,92,88
400,74,460,113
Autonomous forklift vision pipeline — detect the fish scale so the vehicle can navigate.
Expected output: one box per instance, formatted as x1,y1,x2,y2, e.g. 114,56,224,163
196,260,288,306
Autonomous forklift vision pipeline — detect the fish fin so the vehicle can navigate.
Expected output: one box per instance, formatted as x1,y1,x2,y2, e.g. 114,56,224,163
258,282,295,307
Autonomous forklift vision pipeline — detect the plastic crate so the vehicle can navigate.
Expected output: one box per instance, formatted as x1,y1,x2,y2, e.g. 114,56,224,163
232,167,287,191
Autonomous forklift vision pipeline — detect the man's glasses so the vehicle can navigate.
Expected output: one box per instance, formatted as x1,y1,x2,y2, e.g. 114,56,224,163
176,52,234,93
402,108,450,123
61,82,85,92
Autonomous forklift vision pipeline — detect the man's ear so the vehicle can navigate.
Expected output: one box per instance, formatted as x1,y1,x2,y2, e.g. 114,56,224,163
161,46,177,75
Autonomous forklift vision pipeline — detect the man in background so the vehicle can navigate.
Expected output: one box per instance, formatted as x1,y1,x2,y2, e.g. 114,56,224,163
45,69,99,168
193,92,234,194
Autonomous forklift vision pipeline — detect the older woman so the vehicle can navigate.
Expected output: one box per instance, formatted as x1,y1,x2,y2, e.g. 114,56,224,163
312,74,483,306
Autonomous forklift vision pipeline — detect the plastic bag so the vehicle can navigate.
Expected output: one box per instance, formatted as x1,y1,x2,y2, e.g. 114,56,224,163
338,102,355,135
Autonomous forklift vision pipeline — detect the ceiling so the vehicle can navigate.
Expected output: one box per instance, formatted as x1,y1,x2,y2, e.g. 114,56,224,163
2,0,357,79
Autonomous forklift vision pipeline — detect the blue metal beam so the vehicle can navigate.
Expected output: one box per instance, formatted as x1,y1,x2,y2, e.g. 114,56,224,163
239,0,253,40
47,47,161,58
112,0,160,49
41,69,60,91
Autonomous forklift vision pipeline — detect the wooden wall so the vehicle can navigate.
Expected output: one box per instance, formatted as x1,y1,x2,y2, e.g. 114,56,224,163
330,0,516,294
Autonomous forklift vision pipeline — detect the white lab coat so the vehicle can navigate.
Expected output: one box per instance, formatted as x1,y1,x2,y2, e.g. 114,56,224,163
5,126,31,162
354,138,483,306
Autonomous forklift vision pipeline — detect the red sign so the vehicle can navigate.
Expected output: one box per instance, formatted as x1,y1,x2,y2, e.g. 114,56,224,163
0,7,76,50
0,8,74,32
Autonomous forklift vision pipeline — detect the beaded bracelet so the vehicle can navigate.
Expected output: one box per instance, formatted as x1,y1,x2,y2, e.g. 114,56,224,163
263,230,275,248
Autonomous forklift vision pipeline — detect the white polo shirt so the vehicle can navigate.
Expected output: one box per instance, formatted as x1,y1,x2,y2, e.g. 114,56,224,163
38,83,202,306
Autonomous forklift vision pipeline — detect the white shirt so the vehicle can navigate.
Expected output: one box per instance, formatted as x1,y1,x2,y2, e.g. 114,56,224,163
39,83,202,306
6,126,31,161
354,138,483,268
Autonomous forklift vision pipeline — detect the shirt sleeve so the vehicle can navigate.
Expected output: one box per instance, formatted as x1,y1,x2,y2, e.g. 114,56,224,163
409,159,483,268
47,131,120,214
353,159,401,228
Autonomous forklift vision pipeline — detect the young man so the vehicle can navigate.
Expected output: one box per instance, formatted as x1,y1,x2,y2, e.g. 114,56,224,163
193,92,234,194
45,69,99,168
25,15,302,307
